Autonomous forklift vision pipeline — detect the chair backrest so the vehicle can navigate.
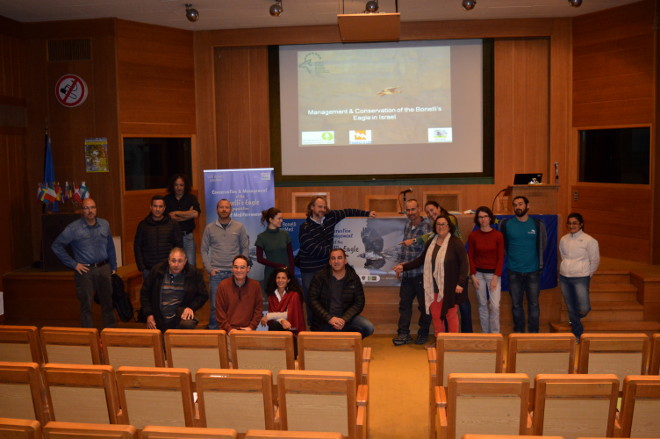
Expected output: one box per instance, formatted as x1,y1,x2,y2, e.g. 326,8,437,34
42,421,137,439
0,361,49,424
297,332,363,378
0,417,41,439
435,334,504,386
617,375,660,438
444,373,530,439
115,366,195,429
245,430,343,439
196,368,276,432
577,333,650,390
0,325,42,363
533,373,619,439
140,425,237,438
43,363,121,424
40,327,102,365
164,329,229,379
278,370,362,439
229,332,295,385
101,328,165,369
506,333,576,386
649,333,659,374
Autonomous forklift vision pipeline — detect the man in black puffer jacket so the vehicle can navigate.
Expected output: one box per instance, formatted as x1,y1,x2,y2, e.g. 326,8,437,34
134,195,183,279
140,247,208,331
308,248,374,339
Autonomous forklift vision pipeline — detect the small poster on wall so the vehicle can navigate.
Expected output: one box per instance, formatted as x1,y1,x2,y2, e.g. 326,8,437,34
85,138,109,172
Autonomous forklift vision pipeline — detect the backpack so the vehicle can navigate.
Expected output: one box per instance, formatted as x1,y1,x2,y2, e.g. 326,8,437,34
111,273,134,322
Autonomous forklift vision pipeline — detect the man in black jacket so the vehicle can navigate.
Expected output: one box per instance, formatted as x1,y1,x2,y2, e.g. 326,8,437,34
134,195,183,279
140,247,208,331
308,248,374,338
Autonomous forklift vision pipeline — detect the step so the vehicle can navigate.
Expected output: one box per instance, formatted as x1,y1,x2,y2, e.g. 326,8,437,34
590,282,637,293
588,291,637,301
590,271,631,285
550,320,660,336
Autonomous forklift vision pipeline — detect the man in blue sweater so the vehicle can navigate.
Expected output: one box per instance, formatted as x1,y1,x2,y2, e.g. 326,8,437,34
297,196,375,324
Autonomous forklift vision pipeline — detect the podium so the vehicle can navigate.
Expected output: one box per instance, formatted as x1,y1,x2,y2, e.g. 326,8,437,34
506,185,558,214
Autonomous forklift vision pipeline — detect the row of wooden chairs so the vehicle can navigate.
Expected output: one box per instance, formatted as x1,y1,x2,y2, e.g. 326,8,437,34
0,363,367,439
433,373,660,439
0,326,371,386
427,333,660,439
0,418,345,439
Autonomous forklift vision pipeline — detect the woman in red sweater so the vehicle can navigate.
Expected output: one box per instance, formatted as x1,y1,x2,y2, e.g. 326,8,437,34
467,206,505,333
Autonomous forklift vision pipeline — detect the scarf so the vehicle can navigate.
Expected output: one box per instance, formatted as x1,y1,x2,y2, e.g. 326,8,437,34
267,289,306,335
422,233,451,313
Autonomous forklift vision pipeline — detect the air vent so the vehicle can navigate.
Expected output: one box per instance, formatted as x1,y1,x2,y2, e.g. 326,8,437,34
48,39,91,61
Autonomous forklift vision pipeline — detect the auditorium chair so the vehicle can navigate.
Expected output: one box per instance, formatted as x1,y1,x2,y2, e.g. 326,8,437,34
649,333,659,374
195,368,277,433
229,331,295,395
115,366,195,430
101,328,165,369
506,333,576,407
245,430,343,439
532,374,619,439
140,425,238,438
0,325,42,363
435,373,531,439
297,332,371,386
577,334,650,390
43,363,122,424
614,375,660,437
277,370,367,439
40,326,102,365
0,417,42,439
463,436,563,439
428,334,504,439
42,421,137,438
164,329,229,383
0,361,50,424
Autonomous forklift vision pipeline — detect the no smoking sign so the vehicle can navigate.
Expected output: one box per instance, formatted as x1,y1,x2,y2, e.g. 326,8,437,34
55,74,88,107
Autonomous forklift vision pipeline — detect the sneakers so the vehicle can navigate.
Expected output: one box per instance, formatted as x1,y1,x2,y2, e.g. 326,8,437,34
415,334,429,345
392,334,413,346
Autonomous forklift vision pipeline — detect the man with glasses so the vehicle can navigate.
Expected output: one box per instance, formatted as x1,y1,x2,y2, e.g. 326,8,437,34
499,196,547,333
140,247,208,331
52,198,118,328
215,255,263,333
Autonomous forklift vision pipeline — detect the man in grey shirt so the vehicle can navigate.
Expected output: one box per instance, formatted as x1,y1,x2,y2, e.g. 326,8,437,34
201,199,249,329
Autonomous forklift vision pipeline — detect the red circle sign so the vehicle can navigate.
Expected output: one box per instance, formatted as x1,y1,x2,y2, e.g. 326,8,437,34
55,74,88,107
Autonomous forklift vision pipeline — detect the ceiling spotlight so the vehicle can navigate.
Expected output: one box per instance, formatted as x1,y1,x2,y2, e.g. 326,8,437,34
365,0,379,13
462,0,476,11
185,4,199,22
568,0,582,6
270,0,283,16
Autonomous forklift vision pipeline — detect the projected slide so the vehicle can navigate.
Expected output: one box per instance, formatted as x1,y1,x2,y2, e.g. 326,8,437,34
298,46,452,146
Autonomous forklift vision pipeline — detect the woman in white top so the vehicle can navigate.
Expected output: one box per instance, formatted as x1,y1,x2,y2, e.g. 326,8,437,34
559,212,600,340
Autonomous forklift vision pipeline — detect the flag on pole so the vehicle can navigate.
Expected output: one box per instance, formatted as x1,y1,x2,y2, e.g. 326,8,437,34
43,133,59,211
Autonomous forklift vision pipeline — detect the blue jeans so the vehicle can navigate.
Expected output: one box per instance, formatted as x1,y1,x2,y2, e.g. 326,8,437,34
182,233,196,267
208,270,232,329
397,275,431,336
560,275,591,339
301,270,317,326
320,315,375,339
507,270,541,333
474,271,501,333
458,299,473,333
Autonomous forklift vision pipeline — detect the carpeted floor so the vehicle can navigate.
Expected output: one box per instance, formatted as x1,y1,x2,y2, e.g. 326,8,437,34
363,335,431,438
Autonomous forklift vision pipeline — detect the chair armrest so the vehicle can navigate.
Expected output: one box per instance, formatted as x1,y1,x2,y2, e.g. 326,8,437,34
437,406,448,439
361,359,370,385
427,347,437,362
357,384,369,407
356,404,367,439
613,412,622,437
434,386,447,408
274,405,281,430
525,411,533,434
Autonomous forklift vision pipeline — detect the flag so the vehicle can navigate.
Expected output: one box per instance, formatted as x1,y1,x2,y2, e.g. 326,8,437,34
80,181,90,199
63,181,71,202
72,182,82,203
43,134,55,184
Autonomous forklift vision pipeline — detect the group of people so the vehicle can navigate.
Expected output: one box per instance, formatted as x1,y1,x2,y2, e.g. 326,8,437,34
52,181,599,342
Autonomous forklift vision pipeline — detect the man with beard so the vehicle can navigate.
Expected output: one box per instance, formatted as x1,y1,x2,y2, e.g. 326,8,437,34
499,196,547,333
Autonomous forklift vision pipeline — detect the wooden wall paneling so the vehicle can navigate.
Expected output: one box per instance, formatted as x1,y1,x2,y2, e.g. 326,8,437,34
121,189,167,266
653,0,660,264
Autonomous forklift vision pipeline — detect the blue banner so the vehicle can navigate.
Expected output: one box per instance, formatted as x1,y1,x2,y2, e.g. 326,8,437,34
203,168,275,281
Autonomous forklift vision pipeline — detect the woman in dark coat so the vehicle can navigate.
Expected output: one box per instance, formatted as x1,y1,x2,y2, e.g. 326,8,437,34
393,214,469,334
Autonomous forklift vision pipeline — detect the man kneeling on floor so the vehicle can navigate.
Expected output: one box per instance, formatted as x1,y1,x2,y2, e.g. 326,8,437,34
141,247,208,331
308,248,374,339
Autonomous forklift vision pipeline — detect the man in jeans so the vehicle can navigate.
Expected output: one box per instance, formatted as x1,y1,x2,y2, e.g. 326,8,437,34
499,196,547,333
393,199,431,345
201,199,249,329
